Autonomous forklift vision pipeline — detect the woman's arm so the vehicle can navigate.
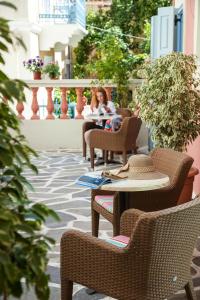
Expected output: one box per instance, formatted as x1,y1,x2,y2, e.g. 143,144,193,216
106,101,116,114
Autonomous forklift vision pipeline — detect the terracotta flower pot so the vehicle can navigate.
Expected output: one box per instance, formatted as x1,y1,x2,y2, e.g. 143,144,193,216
33,71,41,80
177,167,199,205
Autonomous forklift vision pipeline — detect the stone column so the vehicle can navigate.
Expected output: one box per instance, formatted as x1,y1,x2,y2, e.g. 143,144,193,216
90,87,96,111
31,87,39,120
105,87,112,101
16,101,25,120
60,87,69,119
75,87,84,119
46,87,55,120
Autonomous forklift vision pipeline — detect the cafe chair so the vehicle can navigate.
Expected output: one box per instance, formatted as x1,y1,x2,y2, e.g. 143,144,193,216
92,148,194,236
82,108,132,160
60,196,200,300
85,116,142,169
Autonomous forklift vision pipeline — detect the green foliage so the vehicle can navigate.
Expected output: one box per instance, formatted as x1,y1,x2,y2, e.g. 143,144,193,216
136,52,200,151
0,2,59,299
73,0,171,78
109,0,171,49
43,62,61,79
86,26,147,107
73,10,108,78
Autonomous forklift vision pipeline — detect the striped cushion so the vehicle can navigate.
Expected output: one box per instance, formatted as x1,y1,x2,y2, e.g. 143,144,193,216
95,195,114,213
105,235,130,248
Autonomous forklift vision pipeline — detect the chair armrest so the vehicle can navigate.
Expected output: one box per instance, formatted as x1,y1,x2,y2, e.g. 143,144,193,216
120,209,144,236
61,230,126,287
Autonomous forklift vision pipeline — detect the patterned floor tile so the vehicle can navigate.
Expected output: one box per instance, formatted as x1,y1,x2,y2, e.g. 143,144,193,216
21,150,200,300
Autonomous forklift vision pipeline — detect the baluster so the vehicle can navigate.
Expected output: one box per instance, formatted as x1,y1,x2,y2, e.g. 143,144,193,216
75,87,84,119
105,87,112,101
90,87,96,112
31,87,39,120
60,87,69,119
46,87,55,120
16,101,25,120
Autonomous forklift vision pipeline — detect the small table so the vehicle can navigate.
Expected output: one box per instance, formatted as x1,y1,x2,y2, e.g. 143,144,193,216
85,113,122,122
101,175,170,215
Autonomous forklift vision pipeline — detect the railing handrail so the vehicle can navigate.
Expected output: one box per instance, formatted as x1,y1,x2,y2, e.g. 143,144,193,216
24,78,143,88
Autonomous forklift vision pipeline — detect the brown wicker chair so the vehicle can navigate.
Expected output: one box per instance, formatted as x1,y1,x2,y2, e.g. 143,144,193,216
82,108,132,159
92,148,194,236
60,196,200,300
85,116,142,169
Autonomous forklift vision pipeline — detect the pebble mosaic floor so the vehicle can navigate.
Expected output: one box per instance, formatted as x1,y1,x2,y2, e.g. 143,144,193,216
15,151,200,300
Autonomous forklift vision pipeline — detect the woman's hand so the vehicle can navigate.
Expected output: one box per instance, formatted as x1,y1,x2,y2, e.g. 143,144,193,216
104,106,111,113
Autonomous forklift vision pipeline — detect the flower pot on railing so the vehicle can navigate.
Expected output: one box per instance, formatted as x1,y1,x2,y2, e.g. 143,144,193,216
33,71,42,80
23,56,44,79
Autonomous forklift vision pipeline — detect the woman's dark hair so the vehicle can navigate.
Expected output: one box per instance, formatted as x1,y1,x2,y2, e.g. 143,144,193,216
94,87,108,108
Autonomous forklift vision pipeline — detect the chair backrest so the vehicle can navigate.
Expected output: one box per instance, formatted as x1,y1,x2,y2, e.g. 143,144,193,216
116,107,132,118
128,197,200,299
151,148,193,201
118,116,142,149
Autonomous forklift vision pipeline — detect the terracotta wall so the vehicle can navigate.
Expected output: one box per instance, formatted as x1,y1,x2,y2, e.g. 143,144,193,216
184,0,195,54
184,0,200,194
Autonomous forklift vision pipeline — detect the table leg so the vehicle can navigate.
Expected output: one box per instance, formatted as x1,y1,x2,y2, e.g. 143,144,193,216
118,191,129,216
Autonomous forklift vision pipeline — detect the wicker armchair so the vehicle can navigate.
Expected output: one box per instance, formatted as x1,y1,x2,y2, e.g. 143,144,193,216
85,116,142,169
82,108,132,159
61,197,200,300
92,148,194,236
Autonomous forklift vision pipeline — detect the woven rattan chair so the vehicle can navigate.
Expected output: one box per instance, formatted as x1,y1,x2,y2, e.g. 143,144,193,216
85,116,142,169
61,197,200,300
82,108,132,159
92,148,194,236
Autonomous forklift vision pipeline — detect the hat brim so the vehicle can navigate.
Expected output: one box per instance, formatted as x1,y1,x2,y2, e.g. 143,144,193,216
124,171,168,180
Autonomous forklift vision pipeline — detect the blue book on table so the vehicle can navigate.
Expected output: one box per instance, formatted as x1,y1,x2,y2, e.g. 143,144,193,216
76,174,112,189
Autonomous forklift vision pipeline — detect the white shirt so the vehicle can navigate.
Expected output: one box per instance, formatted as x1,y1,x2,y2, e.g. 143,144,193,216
91,101,116,115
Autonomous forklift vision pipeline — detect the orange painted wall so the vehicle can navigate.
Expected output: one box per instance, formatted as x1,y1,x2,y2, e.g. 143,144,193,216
185,0,195,54
187,137,200,194
184,0,200,194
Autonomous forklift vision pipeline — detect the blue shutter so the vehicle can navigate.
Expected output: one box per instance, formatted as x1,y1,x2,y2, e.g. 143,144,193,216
151,6,176,59
151,16,159,59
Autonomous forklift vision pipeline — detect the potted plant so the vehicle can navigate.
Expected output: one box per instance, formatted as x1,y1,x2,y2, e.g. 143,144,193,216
1,2,59,299
136,52,200,203
23,56,44,79
43,62,61,79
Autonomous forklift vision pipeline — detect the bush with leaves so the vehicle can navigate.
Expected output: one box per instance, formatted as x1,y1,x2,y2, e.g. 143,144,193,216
0,2,59,299
86,26,147,107
136,52,200,151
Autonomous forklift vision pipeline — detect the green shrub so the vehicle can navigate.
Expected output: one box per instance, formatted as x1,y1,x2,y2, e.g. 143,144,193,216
136,52,200,151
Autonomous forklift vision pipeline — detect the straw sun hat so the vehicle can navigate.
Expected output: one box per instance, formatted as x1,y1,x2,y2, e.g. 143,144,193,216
104,154,167,180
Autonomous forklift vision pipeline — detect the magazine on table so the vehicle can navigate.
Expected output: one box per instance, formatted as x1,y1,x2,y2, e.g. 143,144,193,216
76,171,112,189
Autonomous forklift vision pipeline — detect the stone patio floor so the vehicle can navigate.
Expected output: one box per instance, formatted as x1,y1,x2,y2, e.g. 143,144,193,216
14,151,200,300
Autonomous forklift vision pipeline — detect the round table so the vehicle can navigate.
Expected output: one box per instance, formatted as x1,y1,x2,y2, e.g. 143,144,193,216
85,113,122,121
101,176,170,192
100,174,170,217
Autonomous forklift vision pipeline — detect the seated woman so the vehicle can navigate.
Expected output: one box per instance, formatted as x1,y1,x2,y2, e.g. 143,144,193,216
91,87,116,118
82,87,116,162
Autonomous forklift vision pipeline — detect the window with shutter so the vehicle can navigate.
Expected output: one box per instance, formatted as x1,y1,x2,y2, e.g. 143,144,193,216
151,6,179,59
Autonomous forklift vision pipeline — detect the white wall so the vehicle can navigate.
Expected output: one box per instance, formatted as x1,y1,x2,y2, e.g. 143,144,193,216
20,120,148,152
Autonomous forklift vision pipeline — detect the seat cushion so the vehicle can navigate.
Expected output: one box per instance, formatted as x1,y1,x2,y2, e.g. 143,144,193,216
95,195,114,213
105,235,130,248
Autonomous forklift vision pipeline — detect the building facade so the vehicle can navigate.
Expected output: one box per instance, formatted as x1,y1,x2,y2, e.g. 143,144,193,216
0,0,86,79
151,0,200,194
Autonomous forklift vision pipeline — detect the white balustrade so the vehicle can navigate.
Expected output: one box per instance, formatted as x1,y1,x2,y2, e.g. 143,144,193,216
16,79,142,120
